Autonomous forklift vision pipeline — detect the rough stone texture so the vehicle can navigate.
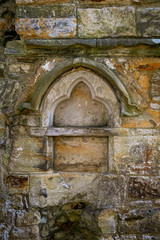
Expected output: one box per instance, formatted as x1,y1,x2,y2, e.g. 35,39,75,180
16,5,76,18
15,18,77,39
129,177,160,198
118,208,160,234
137,8,160,37
97,209,117,235
54,137,108,172
78,7,136,38
16,0,68,4
113,136,160,175
0,0,160,239
29,173,126,208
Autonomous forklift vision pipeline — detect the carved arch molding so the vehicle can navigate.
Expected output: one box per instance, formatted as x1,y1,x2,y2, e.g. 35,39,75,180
17,57,141,116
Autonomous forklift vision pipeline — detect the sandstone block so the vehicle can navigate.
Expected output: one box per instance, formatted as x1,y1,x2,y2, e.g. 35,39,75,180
136,8,160,37
9,136,52,172
16,210,41,227
78,7,136,38
54,136,108,172
29,173,126,208
113,136,160,175
15,18,76,39
11,225,39,239
7,175,29,194
129,200,152,208
129,177,160,198
16,5,76,18
16,0,68,4
97,209,117,235
118,208,160,234
80,0,131,5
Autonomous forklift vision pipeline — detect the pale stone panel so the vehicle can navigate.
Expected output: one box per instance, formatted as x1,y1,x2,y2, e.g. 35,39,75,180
78,7,136,38
54,82,109,127
15,18,76,39
9,136,53,172
29,173,125,208
54,136,108,172
113,136,160,175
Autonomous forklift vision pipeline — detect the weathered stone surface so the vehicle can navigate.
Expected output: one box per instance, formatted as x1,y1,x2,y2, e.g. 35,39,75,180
129,177,160,198
29,173,125,208
97,209,117,235
54,136,108,172
151,69,160,99
16,210,41,227
136,8,160,37
16,0,68,4
118,208,160,234
16,5,76,18
80,0,131,5
11,225,39,239
7,175,29,194
78,7,136,38
129,200,152,208
133,0,160,3
113,136,160,175
54,82,109,127
9,135,52,172
15,18,77,39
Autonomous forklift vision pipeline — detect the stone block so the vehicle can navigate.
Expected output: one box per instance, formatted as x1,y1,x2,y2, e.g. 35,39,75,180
16,5,76,18
97,209,117,235
78,7,136,38
133,0,160,3
15,18,76,39
129,200,152,208
129,177,160,198
113,136,160,175
29,173,126,208
9,136,52,172
54,136,108,172
7,175,29,194
16,0,68,4
151,69,160,99
11,226,39,239
80,0,131,5
136,8,160,37
118,208,160,234
16,210,41,227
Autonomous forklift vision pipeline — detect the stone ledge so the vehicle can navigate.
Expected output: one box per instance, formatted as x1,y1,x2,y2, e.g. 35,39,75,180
4,39,160,57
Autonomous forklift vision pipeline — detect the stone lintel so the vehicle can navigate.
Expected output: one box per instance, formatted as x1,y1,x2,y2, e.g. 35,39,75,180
30,127,160,137
4,39,160,57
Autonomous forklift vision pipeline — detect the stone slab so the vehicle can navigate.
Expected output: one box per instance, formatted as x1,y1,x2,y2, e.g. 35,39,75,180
78,7,136,38
136,8,160,37
129,176,160,198
9,136,53,172
113,136,160,175
118,208,160,234
16,0,68,4
16,5,76,18
29,173,126,208
15,18,76,39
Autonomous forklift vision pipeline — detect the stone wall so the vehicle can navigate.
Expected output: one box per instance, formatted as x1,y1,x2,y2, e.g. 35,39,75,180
0,0,160,240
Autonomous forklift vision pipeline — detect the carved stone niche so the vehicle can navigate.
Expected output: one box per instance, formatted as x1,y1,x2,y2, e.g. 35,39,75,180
41,69,120,172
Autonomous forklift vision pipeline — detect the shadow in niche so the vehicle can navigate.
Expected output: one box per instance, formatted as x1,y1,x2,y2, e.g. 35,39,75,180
54,81,109,127
39,202,102,240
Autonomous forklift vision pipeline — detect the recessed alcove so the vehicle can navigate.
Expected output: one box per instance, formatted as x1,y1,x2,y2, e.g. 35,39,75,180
38,69,120,173
54,82,109,127
53,81,108,172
